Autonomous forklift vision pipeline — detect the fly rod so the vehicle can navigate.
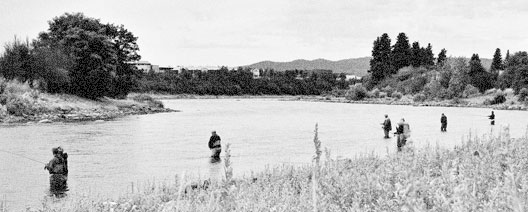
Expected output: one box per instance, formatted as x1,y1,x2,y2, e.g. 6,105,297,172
0,149,46,165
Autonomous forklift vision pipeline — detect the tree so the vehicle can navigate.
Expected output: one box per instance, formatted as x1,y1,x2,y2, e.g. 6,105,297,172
391,32,411,73
437,48,447,65
468,54,494,92
35,13,141,99
0,37,39,84
504,50,510,68
369,33,392,83
410,41,422,67
502,51,528,93
490,48,503,76
424,43,435,66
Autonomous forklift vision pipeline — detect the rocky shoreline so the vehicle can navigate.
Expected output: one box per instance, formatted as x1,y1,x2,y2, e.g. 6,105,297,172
0,100,177,124
284,96,528,111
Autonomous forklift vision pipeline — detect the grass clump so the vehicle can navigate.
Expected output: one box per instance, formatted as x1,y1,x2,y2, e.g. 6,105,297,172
40,126,528,211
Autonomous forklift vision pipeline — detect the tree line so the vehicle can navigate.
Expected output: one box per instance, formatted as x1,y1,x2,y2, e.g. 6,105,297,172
364,32,528,100
136,68,351,95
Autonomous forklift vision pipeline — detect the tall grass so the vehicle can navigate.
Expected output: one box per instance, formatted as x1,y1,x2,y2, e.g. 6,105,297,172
41,126,528,211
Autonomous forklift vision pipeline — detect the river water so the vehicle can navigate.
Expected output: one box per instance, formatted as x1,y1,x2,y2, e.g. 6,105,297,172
1,99,527,210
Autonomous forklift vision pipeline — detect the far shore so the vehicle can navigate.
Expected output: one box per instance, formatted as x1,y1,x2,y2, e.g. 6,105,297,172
142,93,528,111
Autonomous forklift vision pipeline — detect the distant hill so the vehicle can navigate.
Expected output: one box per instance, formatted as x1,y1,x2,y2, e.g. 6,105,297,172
246,57,371,76
245,57,492,77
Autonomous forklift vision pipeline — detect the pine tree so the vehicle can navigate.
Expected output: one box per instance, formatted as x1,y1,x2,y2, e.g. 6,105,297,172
437,48,447,65
369,33,392,82
490,48,503,75
391,32,411,73
424,43,435,66
468,54,494,92
410,41,422,67
504,49,510,68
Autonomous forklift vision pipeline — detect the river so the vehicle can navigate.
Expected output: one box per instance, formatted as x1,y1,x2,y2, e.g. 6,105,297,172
1,99,527,210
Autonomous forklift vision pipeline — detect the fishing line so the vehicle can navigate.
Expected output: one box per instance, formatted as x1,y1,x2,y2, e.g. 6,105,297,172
0,149,46,165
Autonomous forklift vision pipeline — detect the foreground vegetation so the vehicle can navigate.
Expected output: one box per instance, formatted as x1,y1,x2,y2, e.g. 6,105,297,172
39,126,528,211
0,78,171,123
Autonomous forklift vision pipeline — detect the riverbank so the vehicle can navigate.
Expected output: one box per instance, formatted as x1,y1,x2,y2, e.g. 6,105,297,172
38,127,528,211
286,92,528,111
0,82,176,124
130,93,297,100
131,92,528,111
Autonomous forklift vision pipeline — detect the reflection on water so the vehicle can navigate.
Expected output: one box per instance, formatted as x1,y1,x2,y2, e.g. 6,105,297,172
0,99,527,210
209,157,223,184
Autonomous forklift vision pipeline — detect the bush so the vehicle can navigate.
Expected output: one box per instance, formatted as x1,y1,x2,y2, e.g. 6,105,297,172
379,92,387,98
450,97,468,105
132,94,164,108
371,88,380,98
413,93,427,102
345,84,368,101
132,94,155,102
462,84,480,98
381,86,394,97
518,88,528,102
392,91,402,100
485,91,507,105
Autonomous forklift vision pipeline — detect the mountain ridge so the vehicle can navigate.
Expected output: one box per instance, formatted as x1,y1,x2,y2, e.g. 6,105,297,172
245,57,492,77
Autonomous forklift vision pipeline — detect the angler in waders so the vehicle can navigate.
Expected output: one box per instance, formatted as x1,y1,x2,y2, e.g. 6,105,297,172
44,147,68,196
488,111,495,125
209,131,222,159
440,113,447,132
381,114,392,139
394,118,411,151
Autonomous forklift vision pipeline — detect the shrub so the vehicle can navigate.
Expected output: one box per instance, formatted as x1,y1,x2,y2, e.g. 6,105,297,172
462,84,480,98
132,94,155,102
392,91,402,100
371,88,380,98
485,91,507,105
381,86,394,97
345,84,368,101
492,91,507,104
379,92,387,98
518,88,528,102
450,97,468,105
132,94,164,108
413,93,427,102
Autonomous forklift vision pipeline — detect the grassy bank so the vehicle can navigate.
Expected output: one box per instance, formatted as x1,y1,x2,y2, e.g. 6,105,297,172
0,79,175,123
291,89,528,111
38,126,528,211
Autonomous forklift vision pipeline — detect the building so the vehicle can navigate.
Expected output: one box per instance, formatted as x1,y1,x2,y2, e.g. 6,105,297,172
128,61,161,73
250,68,261,78
345,74,362,81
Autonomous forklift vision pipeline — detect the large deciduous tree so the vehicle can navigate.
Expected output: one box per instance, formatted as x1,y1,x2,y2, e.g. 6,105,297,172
35,13,141,99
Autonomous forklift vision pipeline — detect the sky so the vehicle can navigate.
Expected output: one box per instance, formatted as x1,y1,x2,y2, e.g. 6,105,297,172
0,0,527,67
